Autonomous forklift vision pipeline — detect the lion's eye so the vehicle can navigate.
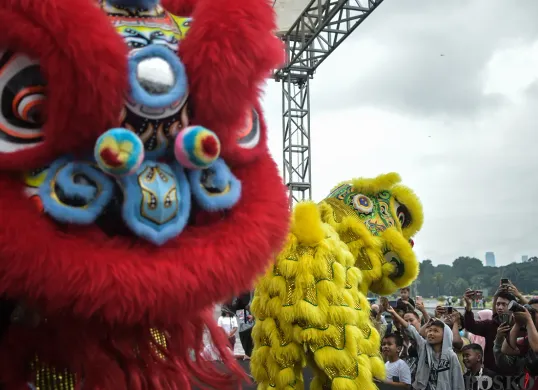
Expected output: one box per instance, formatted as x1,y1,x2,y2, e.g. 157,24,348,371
394,200,411,228
352,194,373,214
237,108,260,149
12,86,46,125
0,50,46,152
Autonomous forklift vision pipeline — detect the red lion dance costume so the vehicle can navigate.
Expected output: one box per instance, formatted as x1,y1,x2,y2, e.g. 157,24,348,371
0,0,289,388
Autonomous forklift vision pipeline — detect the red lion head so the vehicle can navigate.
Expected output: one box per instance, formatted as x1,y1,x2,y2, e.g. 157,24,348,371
0,0,288,388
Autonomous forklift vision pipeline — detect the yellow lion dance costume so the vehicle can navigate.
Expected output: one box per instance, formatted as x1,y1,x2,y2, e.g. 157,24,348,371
250,173,423,390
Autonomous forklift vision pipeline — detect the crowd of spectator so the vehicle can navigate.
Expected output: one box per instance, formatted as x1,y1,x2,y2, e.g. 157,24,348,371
372,282,538,390
206,281,538,390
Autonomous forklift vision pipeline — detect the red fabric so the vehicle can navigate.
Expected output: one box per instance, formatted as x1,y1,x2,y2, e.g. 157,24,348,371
174,0,284,166
519,336,529,352
518,338,538,390
0,0,128,170
0,0,288,388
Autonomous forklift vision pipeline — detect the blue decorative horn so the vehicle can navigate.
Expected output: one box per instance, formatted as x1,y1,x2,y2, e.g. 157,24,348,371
107,0,160,8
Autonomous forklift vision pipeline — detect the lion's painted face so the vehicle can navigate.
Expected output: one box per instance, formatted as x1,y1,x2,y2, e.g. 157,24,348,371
0,0,288,325
21,3,256,246
319,173,423,295
105,2,193,158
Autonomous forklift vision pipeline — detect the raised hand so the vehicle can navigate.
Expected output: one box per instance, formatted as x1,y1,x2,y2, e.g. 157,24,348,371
506,282,523,298
513,309,532,326
496,323,511,340
464,289,474,308
435,305,446,318
380,296,390,311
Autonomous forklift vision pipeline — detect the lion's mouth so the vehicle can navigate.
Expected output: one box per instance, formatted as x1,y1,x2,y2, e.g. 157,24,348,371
390,257,405,279
23,157,241,245
383,250,406,280
93,180,135,238
92,180,228,238
120,102,189,158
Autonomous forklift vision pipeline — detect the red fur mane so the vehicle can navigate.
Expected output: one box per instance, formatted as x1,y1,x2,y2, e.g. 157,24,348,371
0,0,288,388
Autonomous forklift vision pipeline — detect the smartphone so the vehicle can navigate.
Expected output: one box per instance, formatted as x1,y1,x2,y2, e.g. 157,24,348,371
499,313,511,325
501,278,509,285
416,296,423,304
445,306,453,314
392,376,400,383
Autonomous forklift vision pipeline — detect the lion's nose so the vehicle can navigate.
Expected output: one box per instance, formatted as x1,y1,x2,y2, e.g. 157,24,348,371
128,44,188,108
137,57,175,95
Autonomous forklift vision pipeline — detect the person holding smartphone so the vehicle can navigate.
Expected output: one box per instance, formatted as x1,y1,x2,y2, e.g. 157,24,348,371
387,306,465,390
493,312,524,375
501,299,538,390
463,287,516,373
498,280,528,305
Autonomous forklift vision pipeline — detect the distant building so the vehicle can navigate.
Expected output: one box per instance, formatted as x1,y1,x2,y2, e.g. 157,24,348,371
485,252,496,267
522,255,529,263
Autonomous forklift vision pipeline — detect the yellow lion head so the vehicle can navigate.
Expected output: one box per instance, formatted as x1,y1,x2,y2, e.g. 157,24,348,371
318,173,423,295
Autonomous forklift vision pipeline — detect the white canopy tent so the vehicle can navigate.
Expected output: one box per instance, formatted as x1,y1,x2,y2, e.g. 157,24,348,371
273,0,312,35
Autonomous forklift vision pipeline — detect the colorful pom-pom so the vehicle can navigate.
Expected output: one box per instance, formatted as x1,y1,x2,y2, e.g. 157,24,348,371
95,128,144,176
174,126,221,170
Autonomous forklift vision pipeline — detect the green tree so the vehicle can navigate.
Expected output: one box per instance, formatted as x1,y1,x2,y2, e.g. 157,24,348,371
453,256,483,276
410,257,538,298
444,277,468,296
416,259,435,296
432,272,443,297
470,275,485,290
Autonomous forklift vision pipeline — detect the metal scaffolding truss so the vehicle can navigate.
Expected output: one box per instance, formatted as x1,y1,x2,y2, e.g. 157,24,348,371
275,0,384,204
280,75,311,204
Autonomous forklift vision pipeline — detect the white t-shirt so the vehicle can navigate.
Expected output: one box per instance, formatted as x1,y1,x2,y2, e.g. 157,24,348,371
218,316,238,335
385,359,412,384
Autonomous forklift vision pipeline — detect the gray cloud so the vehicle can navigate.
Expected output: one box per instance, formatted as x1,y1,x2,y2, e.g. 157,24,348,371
262,1,538,266
306,0,538,118
525,81,538,100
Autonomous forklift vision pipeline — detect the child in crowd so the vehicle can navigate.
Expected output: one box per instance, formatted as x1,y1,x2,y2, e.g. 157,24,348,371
397,286,416,311
380,333,412,388
388,305,465,390
401,310,421,383
462,343,497,390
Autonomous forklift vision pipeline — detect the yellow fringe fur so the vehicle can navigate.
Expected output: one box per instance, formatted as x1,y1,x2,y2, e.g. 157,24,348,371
251,174,423,390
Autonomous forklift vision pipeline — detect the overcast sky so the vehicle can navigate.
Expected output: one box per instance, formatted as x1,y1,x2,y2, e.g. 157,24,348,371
261,0,538,267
